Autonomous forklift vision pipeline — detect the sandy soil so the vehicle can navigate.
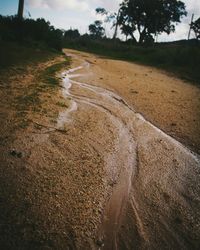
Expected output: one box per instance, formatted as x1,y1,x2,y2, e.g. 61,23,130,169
69,49,200,154
0,49,200,250
63,49,200,249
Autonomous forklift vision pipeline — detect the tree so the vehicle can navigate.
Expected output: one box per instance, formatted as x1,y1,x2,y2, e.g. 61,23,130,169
191,17,200,40
89,20,105,38
17,0,24,19
95,7,119,39
64,29,80,39
121,24,136,41
119,0,187,44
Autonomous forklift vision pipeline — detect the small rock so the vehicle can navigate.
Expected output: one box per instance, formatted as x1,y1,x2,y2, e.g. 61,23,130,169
174,217,182,224
171,123,176,127
96,239,104,247
98,209,102,214
10,149,23,158
10,149,17,156
130,90,138,94
17,152,23,158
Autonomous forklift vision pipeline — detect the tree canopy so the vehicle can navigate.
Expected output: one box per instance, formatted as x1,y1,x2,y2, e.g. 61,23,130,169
64,29,80,39
118,0,187,43
95,7,119,39
0,15,63,51
89,20,105,38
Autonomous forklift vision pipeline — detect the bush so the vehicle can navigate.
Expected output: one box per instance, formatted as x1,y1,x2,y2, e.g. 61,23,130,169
0,15,63,51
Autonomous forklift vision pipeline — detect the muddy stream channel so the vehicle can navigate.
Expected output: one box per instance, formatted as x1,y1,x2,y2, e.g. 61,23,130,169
56,54,200,249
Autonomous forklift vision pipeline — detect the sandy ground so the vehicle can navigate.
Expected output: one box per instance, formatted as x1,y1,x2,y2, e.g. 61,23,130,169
70,50,200,154
63,49,200,249
0,49,200,249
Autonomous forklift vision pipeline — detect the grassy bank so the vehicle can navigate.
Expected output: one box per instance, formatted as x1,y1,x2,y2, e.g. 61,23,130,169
63,39,200,85
0,40,71,132
0,41,62,70
0,39,72,249
39,60,70,86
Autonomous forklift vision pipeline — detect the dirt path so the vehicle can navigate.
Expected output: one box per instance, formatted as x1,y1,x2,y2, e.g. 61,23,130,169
0,49,200,250
60,49,200,249
68,49,200,154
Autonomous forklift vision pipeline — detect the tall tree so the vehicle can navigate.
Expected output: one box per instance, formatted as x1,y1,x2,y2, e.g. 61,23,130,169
18,0,24,19
119,0,187,44
112,9,120,39
191,17,200,40
64,29,80,39
89,21,105,38
95,7,119,39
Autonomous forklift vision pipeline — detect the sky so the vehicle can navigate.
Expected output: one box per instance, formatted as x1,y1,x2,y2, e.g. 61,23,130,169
0,0,200,42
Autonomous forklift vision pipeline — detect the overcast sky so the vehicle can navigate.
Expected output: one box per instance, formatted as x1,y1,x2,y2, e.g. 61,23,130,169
0,0,200,41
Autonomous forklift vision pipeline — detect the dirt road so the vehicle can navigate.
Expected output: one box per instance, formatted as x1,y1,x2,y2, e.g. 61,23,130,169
0,49,200,249
61,49,200,249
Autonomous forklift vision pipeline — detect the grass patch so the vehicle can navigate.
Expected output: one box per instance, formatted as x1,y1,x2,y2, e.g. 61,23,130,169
0,41,60,70
56,100,70,108
15,57,70,118
39,59,70,86
0,41,72,139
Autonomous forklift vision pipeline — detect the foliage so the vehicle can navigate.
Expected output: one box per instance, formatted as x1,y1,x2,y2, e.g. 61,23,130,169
0,41,59,70
95,7,117,25
95,7,119,38
191,17,200,40
96,8,108,17
118,0,187,43
89,20,105,38
64,29,80,39
0,15,63,51
121,23,136,41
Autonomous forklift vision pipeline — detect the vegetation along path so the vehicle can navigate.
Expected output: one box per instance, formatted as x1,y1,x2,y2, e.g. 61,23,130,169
0,49,200,249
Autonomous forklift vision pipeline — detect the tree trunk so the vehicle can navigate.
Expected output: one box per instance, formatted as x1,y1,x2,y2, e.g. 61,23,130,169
139,30,146,44
130,33,137,43
139,34,143,44
112,9,120,39
17,0,24,19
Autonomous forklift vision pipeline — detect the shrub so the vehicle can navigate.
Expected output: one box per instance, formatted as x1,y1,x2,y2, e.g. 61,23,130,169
0,15,63,51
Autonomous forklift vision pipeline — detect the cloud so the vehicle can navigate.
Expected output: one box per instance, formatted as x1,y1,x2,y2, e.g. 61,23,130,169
27,0,90,12
26,0,199,41
184,0,200,15
27,0,123,12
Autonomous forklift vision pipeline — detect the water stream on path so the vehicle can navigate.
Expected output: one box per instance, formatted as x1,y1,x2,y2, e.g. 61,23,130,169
57,57,200,249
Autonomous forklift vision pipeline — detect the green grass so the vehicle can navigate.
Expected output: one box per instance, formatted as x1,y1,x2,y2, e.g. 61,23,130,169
56,101,70,108
0,41,60,70
0,41,71,125
63,39,200,85
14,58,70,120
39,59,70,86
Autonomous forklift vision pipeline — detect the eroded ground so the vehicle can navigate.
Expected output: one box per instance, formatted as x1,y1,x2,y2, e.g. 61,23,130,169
0,49,200,249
